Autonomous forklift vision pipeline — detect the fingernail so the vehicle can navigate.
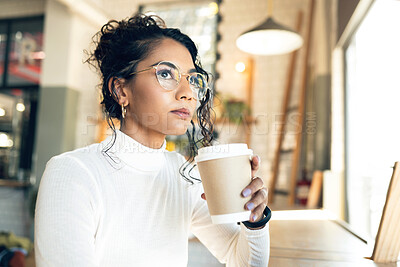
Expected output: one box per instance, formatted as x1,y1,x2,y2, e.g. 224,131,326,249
242,188,251,197
246,202,254,210
252,214,257,222
256,155,261,163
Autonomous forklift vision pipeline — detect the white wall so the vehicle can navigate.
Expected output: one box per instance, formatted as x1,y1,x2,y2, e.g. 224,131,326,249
41,0,107,148
0,0,45,18
41,0,72,87
67,6,105,148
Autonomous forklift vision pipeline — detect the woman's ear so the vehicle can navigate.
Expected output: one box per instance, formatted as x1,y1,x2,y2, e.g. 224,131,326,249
108,77,129,106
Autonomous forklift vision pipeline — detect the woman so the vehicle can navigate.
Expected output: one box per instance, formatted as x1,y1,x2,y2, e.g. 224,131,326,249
34,14,270,266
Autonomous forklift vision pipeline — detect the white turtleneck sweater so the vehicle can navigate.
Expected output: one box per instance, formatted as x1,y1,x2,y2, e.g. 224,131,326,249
34,130,270,267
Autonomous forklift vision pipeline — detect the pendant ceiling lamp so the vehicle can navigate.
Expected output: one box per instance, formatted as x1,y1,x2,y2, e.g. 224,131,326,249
236,0,303,55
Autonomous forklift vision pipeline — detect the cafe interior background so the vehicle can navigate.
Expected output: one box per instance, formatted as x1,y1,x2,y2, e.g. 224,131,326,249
0,0,400,265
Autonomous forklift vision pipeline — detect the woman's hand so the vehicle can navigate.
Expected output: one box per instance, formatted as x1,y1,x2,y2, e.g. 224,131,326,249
200,155,269,225
241,155,268,224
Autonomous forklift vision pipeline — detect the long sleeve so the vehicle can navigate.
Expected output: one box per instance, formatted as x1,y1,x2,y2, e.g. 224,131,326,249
34,155,100,267
189,182,270,267
37,131,267,266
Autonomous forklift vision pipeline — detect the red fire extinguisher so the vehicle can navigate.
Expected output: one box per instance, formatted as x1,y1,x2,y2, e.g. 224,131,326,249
296,169,311,205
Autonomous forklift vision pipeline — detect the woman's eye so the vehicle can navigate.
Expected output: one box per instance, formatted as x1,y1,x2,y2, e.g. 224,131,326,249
157,69,173,79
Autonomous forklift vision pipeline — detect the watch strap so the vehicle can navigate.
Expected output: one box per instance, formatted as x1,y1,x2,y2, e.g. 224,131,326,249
241,206,272,229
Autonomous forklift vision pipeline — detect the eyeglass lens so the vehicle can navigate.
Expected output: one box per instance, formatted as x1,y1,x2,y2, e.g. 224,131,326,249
155,62,207,99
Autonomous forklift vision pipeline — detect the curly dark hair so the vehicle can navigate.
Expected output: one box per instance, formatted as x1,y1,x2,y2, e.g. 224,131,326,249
85,13,215,184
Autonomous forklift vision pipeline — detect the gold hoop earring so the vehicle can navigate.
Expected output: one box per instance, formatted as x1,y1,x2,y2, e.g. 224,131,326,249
121,104,127,119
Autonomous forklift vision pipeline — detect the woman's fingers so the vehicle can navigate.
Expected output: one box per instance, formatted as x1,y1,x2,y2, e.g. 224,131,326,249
249,201,267,222
244,187,268,211
245,187,268,222
251,155,261,177
241,177,264,198
241,176,268,222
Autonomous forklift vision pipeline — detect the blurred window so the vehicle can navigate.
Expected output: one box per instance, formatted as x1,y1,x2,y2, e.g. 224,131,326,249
6,18,44,86
139,1,219,82
0,16,42,183
0,89,37,181
345,0,400,243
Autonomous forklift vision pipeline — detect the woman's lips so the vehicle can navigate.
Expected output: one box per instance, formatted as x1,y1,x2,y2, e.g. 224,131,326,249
170,108,191,119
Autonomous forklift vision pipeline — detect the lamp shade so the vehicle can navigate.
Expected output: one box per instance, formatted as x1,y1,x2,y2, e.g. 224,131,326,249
236,17,303,55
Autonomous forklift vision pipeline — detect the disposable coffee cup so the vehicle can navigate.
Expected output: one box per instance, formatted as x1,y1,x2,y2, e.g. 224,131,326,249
195,143,253,224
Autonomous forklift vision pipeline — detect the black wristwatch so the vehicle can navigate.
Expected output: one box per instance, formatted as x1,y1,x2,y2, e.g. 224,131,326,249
241,206,272,229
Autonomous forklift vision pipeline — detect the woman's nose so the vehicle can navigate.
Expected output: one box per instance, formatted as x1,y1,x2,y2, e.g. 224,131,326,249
176,76,195,100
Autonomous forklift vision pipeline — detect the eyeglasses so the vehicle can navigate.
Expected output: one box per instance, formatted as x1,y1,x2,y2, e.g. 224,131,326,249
129,61,208,100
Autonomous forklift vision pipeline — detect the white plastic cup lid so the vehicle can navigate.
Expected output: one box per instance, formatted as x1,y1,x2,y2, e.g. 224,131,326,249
195,143,253,163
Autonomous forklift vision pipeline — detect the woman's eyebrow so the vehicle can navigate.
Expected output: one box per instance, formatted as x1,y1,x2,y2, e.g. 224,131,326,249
150,61,196,73
150,61,161,67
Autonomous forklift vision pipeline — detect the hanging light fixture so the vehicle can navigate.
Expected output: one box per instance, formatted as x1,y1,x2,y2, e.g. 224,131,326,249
236,0,303,55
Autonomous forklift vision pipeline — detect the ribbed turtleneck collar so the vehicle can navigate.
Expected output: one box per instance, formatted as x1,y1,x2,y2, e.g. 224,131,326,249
101,129,167,174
